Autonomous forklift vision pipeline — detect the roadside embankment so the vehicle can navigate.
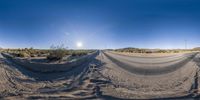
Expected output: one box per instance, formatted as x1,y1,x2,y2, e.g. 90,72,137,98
1,51,98,73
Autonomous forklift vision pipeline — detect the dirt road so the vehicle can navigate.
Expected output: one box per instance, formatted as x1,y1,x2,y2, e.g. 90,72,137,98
0,51,200,99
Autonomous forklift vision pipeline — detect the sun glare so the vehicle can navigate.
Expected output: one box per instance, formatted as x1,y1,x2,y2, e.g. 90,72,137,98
76,42,83,48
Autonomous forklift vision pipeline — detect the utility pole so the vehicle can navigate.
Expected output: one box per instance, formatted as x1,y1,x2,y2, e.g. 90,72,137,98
185,39,187,49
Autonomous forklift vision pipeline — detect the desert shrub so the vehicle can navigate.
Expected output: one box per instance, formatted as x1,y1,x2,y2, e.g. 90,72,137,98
30,54,37,57
157,50,167,53
145,51,152,53
173,50,179,53
16,52,30,58
71,51,87,57
47,45,68,61
193,47,200,51
47,50,66,61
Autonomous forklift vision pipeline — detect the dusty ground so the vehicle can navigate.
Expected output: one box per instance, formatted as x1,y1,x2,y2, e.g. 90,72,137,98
0,51,200,99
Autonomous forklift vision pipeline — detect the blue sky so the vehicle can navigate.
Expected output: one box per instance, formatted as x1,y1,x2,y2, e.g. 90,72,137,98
0,0,200,49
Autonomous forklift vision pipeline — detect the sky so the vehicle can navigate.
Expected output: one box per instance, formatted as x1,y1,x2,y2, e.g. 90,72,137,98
0,0,200,49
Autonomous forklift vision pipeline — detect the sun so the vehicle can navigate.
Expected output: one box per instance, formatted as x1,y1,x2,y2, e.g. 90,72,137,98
76,42,83,48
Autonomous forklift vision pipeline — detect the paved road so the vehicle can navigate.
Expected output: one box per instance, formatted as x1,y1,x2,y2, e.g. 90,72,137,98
108,51,195,63
102,51,198,75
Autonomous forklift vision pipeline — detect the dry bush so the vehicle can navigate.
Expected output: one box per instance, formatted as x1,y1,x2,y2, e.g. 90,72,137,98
47,45,67,61
69,50,96,57
15,52,30,58
71,51,88,57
